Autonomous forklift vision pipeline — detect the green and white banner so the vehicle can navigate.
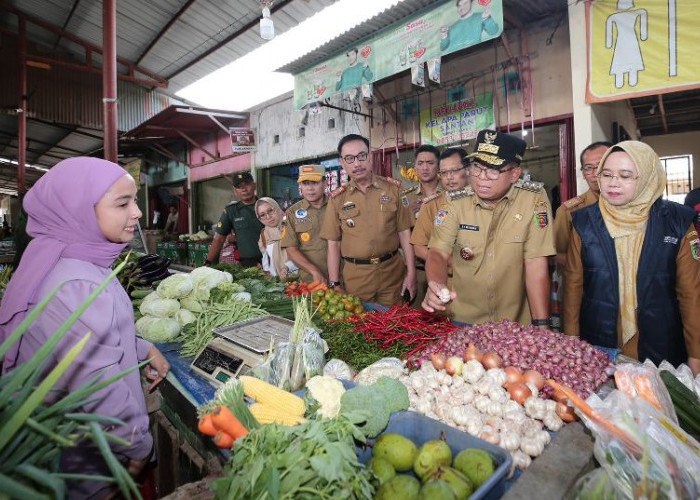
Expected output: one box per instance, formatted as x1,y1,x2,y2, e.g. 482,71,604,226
420,92,494,146
292,0,503,109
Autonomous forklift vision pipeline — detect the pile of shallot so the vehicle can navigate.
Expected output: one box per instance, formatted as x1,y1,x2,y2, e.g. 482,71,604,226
410,320,614,398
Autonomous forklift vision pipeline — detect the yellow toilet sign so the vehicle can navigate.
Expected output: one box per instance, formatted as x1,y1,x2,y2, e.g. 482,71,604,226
586,0,700,103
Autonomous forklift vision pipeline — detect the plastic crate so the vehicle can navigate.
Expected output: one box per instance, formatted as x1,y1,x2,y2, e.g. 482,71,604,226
357,411,512,500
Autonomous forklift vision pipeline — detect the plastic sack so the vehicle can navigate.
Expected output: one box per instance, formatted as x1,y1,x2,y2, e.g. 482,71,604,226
289,343,305,392
272,342,295,391
613,362,677,424
578,391,699,500
656,360,697,395
249,355,275,385
354,357,406,386
565,468,616,500
323,359,354,381
301,328,325,381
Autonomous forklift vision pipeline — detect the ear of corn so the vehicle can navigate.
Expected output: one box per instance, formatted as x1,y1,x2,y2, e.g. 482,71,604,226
248,403,307,426
239,375,305,416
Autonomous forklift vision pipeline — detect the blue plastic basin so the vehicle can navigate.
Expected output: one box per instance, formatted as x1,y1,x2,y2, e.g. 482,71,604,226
358,410,512,500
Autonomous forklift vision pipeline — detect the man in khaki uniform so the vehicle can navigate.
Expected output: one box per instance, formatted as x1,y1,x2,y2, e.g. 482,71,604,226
424,130,555,327
320,134,416,306
280,164,328,283
404,144,441,305
403,145,442,224
411,147,469,303
553,141,612,265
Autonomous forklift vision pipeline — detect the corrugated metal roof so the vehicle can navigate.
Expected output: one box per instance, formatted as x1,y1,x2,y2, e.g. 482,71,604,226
0,0,340,93
277,0,567,74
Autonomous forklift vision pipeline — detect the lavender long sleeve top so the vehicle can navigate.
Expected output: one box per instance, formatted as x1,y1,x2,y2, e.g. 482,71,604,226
6,258,153,463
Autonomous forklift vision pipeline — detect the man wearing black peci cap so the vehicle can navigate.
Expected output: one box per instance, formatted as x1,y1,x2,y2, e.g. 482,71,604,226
423,130,555,327
205,171,264,267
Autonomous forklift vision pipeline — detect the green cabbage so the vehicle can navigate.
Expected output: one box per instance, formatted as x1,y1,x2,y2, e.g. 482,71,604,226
135,316,181,342
174,309,197,326
156,274,194,299
180,295,204,313
139,297,180,317
190,266,228,289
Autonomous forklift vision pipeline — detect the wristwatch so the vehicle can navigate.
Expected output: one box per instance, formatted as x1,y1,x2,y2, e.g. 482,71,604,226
531,318,550,327
328,281,341,288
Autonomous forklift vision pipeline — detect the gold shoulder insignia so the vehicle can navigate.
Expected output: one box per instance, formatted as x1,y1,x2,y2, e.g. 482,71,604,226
515,179,544,193
330,186,346,198
563,196,585,209
422,192,441,204
385,176,402,188
401,186,417,195
447,188,472,200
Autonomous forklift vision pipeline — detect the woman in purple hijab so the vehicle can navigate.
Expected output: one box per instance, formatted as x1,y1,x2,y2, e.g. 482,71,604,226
0,157,169,498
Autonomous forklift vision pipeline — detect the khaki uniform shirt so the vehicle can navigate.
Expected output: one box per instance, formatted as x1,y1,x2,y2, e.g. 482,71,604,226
404,184,442,227
429,181,556,325
320,175,412,258
410,191,447,247
280,197,328,281
553,190,598,255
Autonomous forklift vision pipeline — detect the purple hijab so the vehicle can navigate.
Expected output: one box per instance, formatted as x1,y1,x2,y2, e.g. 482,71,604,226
0,157,129,329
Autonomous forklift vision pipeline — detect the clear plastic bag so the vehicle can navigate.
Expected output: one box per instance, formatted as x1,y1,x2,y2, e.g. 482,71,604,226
249,354,275,384
289,342,305,392
299,327,324,382
323,359,354,381
566,468,617,500
272,342,295,391
613,362,677,424
354,357,406,386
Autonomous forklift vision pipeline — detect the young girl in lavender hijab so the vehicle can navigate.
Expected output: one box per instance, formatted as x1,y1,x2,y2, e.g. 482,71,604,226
0,157,170,498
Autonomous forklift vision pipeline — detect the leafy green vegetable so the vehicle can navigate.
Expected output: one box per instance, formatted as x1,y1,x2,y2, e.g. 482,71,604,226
156,274,194,299
212,417,373,500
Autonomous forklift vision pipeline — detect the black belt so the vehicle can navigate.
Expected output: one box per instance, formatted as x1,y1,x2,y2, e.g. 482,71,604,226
343,250,398,265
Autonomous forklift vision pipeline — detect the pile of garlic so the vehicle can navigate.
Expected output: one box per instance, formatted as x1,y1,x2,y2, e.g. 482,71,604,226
398,362,564,471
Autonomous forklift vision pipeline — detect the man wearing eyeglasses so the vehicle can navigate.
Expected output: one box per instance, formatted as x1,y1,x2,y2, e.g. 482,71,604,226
553,141,612,266
320,134,416,306
205,171,264,268
423,130,555,328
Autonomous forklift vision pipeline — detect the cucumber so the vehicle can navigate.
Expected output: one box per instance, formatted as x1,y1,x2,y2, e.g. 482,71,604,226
130,289,153,299
659,370,700,435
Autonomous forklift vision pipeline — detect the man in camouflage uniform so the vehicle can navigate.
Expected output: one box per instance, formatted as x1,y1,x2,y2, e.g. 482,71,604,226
205,171,263,267
553,141,612,266
280,164,329,283
320,134,416,306
423,130,555,327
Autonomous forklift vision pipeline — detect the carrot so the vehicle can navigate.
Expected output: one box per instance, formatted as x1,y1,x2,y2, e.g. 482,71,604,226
633,374,663,412
211,405,248,440
546,379,641,454
213,431,234,448
197,413,219,437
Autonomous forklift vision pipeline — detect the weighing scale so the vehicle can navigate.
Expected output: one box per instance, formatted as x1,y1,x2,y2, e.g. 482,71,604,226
190,315,294,386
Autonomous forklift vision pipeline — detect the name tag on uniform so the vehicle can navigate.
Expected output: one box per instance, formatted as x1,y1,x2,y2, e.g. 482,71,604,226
663,236,678,244
459,224,479,231
234,217,245,222
342,203,356,211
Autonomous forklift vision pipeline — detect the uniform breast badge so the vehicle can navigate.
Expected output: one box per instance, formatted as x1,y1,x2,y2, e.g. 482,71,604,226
300,232,311,242
346,219,355,228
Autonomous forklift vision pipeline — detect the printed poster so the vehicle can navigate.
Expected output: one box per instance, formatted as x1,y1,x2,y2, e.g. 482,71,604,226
293,0,503,109
587,0,700,102
420,92,494,146
230,128,256,153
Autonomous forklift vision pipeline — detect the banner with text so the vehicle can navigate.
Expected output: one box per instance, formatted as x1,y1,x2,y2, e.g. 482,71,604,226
292,0,502,109
420,93,494,146
587,0,700,102
230,128,256,153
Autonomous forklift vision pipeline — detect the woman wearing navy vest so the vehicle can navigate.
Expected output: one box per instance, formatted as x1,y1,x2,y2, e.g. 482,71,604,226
563,141,700,375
